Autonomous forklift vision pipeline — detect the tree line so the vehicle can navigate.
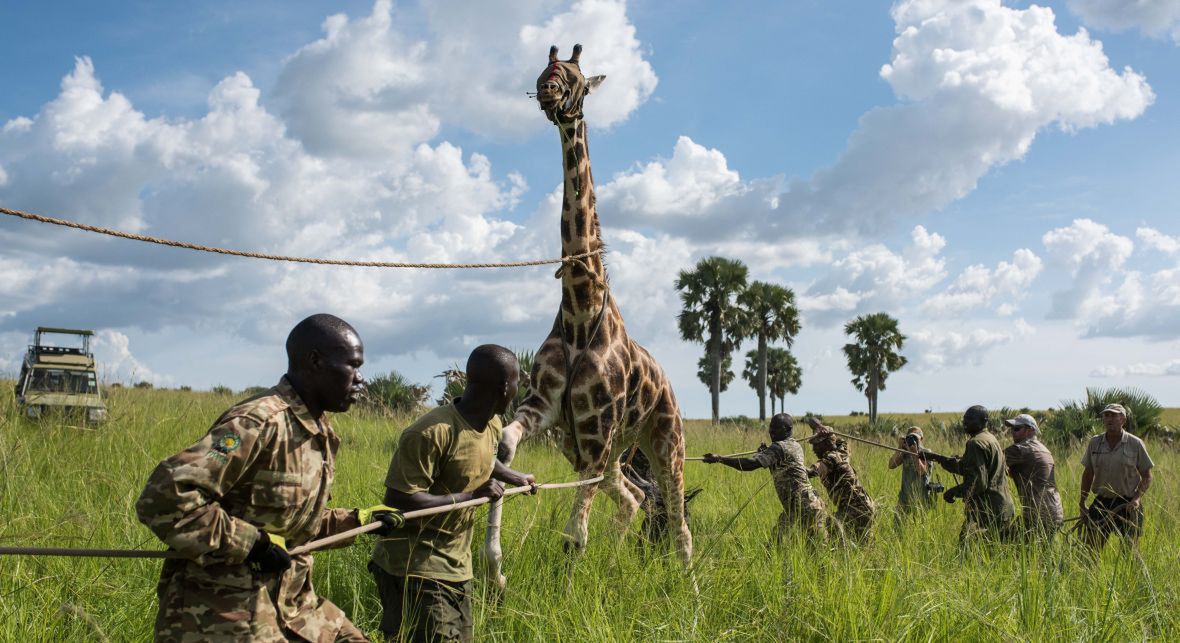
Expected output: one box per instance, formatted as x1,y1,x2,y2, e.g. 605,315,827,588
676,256,907,425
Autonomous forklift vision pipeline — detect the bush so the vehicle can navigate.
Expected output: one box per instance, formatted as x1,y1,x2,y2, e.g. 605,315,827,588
239,386,268,397
211,385,233,396
436,349,536,425
134,381,153,389
366,371,431,416
1042,386,1163,444
718,415,761,431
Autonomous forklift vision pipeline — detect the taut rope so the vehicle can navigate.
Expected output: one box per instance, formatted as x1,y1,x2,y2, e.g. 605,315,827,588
0,477,603,559
0,206,601,269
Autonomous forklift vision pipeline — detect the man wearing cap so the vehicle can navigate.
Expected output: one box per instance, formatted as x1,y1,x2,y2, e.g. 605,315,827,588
1002,414,1063,539
888,426,934,522
805,417,877,542
1078,403,1154,551
702,413,829,544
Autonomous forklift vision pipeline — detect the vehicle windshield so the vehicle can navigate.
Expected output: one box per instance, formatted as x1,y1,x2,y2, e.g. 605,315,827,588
29,369,98,394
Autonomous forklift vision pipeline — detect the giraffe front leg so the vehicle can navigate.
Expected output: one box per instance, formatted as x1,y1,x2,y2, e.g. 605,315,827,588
483,420,522,593
562,473,602,553
483,384,559,592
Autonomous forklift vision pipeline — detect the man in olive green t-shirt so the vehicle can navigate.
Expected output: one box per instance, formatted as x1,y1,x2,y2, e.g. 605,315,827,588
370,345,535,642
929,405,1015,545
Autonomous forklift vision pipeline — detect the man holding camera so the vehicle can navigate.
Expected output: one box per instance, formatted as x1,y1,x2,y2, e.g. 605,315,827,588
927,405,1015,544
1002,414,1062,539
888,427,935,522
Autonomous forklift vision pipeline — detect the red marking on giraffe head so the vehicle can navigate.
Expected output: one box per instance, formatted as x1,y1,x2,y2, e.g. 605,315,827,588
536,44,605,124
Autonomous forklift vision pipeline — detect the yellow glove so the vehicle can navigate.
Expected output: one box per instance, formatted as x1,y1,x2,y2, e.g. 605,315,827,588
267,533,287,551
358,505,405,535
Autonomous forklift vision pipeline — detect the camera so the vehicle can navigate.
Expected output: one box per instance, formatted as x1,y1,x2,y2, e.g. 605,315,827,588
904,434,919,448
926,481,946,493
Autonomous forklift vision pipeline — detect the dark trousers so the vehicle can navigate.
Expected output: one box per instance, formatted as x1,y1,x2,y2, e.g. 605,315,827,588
368,562,472,643
1082,494,1144,548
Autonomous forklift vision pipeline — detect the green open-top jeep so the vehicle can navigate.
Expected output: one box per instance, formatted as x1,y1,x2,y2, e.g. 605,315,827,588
15,327,107,423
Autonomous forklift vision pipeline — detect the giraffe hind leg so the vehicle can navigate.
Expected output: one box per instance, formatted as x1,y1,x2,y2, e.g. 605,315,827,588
600,454,644,535
645,407,694,568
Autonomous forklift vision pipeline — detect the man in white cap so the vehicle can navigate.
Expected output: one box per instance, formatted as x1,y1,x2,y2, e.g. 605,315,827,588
1078,403,1154,551
1002,414,1062,539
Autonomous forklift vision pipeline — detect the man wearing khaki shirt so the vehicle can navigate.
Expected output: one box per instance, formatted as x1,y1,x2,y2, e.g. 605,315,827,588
1078,403,1154,550
1002,414,1063,539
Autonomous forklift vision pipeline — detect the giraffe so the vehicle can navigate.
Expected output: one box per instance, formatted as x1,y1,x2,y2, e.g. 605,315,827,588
484,44,693,590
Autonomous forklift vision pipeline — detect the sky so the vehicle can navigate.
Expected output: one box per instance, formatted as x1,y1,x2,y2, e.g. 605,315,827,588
2,0,1180,419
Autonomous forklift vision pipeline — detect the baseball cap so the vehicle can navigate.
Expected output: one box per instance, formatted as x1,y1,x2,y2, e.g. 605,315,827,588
1003,414,1038,431
1101,403,1127,416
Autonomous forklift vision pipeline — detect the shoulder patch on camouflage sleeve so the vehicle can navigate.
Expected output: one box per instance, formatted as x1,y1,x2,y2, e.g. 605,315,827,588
219,392,290,426
213,432,242,454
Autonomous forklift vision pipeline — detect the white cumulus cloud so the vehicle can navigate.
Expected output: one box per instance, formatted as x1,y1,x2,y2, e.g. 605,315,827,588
94,330,172,386
923,248,1043,316
782,0,1152,235
271,0,656,159
1136,226,1180,254
801,225,947,326
1042,218,1134,320
908,319,1035,373
1091,359,1180,377
1067,0,1180,43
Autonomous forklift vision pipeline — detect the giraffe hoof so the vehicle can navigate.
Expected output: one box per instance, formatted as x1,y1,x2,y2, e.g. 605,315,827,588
562,540,586,555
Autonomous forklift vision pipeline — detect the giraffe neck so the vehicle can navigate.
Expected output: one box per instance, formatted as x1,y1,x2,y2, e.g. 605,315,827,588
557,118,607,325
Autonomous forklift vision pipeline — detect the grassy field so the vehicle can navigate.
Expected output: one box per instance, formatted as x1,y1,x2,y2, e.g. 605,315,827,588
2,385,1178,641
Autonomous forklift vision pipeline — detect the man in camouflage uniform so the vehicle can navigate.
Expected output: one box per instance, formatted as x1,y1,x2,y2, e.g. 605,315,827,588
137,314,397,642
928,405,1016,545
702,413,828,544
1002,414,1063,539
806,418,877,542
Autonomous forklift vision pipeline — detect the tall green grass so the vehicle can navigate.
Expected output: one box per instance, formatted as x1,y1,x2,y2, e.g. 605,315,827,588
1,385,1177,640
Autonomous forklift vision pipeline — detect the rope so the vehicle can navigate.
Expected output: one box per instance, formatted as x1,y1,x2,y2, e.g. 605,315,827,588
799,427,947,460
0,206,601,269
0,476,604,560
685,450,758,461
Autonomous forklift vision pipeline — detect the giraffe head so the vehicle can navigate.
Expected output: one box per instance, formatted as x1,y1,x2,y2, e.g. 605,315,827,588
535,44,605,125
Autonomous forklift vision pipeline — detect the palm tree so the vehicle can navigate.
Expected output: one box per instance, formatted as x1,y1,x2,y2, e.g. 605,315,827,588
763,347,802,415
698,354,735,394
736,281,800,421
676,256,749,424
842,312,907,424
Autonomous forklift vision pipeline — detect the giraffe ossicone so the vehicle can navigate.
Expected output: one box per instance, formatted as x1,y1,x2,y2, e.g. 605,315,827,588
484,44,694,592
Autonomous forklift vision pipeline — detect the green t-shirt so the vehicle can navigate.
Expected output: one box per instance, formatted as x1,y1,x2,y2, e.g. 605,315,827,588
371,404,503,582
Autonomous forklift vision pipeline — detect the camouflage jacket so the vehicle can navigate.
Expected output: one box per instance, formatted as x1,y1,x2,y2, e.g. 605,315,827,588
135,377,363,642
752,439,823,511
809,449,875,515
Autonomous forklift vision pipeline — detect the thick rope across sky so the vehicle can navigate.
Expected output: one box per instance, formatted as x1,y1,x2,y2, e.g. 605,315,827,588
1,206,601,269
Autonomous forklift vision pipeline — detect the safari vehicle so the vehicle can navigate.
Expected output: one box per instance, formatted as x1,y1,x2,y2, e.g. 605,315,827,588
15,327,107,423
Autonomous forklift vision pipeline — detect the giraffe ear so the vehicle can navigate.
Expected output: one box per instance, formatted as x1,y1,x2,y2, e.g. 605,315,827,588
585,75,606,94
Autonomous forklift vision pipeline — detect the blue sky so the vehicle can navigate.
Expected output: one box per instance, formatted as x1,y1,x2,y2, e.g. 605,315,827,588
3,0,1180,419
